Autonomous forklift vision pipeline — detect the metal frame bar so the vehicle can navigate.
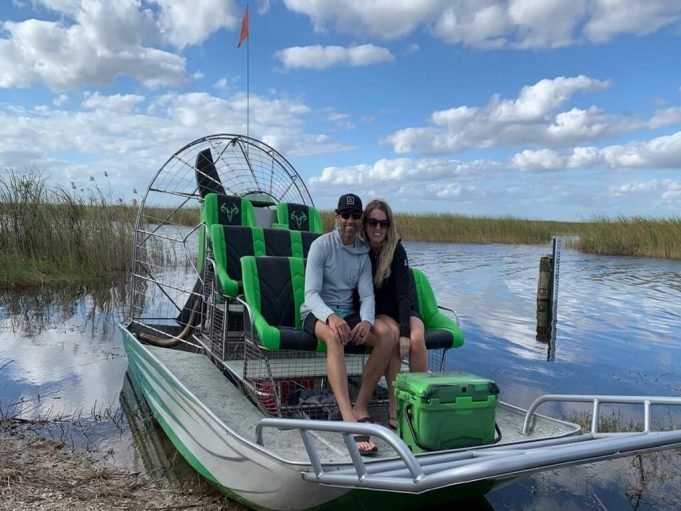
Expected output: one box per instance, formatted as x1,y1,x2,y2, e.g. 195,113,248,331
522,394,681,435
254,396,681,493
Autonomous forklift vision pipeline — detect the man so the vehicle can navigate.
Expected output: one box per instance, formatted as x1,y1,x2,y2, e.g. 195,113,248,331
300,193,393,455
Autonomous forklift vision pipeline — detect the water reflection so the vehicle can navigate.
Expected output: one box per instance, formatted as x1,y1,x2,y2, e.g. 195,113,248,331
1,244,681,510
0,280,129,421
118,371,205,481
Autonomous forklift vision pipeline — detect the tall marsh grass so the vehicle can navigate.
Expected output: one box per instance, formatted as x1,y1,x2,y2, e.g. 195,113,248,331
322,211,579,245
571,215,681,259
0,172,134,287
322,210,681,259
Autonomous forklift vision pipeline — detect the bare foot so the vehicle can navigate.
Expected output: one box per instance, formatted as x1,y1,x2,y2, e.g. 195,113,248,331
353,434,378,455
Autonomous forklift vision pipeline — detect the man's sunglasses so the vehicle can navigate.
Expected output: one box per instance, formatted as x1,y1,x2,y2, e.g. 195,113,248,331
367,218,390,228
339,211,362,220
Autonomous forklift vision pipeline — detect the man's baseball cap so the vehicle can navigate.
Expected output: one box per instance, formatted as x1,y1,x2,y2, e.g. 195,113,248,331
335,193,363,213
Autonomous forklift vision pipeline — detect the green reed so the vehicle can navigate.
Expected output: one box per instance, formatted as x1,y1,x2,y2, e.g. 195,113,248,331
570,215,681,259
322,210,681,259
322,211,579,245
0,171,134,287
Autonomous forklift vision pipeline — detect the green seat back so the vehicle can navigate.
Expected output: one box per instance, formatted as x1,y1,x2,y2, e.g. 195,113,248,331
262,228,321,259
210,226,322,297
411,268,464,349
240,255,369,353
210,225,266,297
203,193,257,227
241,256,321,351
275,202,323,233
199,193,257,275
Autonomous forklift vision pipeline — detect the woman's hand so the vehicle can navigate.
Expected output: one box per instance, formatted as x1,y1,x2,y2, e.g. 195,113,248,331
399,336,411,359
351,320,372,344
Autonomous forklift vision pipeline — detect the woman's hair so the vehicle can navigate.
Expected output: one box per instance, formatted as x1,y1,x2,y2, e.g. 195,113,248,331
360,199,399,288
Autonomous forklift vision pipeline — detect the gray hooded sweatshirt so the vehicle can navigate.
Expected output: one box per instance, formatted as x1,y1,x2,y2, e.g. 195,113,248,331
300,228,375,325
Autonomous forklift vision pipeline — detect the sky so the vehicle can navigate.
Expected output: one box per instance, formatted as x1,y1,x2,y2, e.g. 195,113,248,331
1,0,681,221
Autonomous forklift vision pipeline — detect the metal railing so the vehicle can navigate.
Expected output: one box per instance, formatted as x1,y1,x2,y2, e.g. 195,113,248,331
522,394,681,435
253,394,681,493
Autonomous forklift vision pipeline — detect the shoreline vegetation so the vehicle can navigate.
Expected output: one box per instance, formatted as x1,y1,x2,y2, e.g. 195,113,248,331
0,172,134,288
1,172,680,287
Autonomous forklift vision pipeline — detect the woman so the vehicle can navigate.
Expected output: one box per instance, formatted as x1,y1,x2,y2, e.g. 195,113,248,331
360,199,427,430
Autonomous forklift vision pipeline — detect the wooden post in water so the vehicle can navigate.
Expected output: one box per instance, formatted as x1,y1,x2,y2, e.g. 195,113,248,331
536,238,561,351
536,255,553,342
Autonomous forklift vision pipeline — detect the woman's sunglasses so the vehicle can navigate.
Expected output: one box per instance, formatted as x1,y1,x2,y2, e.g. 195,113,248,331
339,211,362,220
367,218,390,228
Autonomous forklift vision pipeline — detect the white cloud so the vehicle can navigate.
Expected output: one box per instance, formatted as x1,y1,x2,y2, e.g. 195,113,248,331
511,148,565,171
151,0,239,48
283,0,440,39
583,0,681,43
506,0,588,48
511,130,681,171
649,107,681,129
610,179,681,203
0,90,347,196
325,111,355,130
306,157,497,212
81,92,145,111
0,0,242,91
661,180,681,200
383,75,624,154
214,78,229,90
275,44,395,70
0,14,182,90
284,0,681,49
434,2,511,48
309,157,496,187
53,94,69,106
610,181,659,195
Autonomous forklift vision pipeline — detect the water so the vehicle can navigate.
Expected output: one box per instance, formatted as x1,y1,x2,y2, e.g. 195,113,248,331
1,243,681,510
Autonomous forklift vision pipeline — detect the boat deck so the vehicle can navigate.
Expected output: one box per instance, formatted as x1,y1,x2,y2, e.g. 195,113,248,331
147,346,580,464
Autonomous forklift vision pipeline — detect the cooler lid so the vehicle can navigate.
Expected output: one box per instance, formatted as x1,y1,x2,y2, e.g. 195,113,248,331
395,371,499,402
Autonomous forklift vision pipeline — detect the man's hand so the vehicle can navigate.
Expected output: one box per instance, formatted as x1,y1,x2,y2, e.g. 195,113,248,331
326,313,351,345
399,336,411,359
351,321,372,345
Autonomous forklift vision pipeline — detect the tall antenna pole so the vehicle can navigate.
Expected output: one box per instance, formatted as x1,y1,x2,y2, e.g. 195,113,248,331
246,2,249,142
238,3,250,141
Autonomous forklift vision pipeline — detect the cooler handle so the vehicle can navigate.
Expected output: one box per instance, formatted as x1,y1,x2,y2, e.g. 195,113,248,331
405,405,503,450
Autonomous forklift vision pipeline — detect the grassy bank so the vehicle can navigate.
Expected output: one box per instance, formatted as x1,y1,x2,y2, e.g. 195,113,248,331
571,215,681,259
0,172,133,287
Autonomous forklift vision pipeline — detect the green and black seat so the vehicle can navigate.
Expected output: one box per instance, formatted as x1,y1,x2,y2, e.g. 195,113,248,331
411,268,464,349
210,226,322,297
274,202,323,233
203,192,257,228
261,228,321,259
198,193,257,275
210,225,264,297
240,255,367,353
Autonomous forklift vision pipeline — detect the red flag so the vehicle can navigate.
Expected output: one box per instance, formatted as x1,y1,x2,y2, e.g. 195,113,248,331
237,6,249,48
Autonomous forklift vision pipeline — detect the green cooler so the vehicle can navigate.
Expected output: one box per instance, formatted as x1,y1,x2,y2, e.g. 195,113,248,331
394,371,500,453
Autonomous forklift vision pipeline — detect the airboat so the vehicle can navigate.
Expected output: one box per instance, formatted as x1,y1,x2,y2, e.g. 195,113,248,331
119,134,681,511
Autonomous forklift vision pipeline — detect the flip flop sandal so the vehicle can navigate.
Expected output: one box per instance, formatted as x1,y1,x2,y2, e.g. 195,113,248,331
353,434,378,456
388,417,397,431
357,416,374,424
